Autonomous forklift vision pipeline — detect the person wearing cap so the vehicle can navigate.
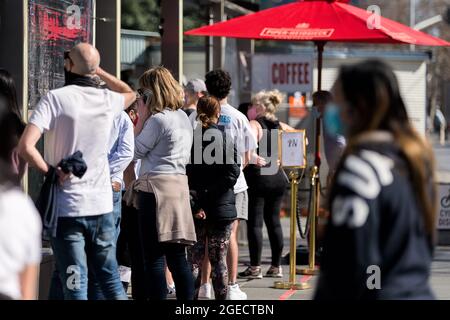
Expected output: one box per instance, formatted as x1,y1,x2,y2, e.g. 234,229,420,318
183,79,207,117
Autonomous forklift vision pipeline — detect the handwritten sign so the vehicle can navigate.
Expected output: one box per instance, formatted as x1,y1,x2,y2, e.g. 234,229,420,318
438,184,450,230
280,130,306,168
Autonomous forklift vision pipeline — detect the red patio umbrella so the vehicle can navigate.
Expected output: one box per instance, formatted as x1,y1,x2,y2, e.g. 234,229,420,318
185,0,450,166
185,0,450,90
185,0,450,277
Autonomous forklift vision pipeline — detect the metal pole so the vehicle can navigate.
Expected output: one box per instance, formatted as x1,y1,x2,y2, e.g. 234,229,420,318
297,41,324,276
206,5,213,72
289,172,297,284
161,0,183,82
275,171,310,290
212,0,225,70
317,42,325,91
309,167,318,270
410,0,416,51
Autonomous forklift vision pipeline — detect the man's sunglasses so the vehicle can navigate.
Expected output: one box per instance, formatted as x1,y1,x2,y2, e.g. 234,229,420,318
64,51,72,62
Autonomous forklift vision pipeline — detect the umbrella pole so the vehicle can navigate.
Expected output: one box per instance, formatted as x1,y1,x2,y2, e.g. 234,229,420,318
317,41,324,91
298,41,325,276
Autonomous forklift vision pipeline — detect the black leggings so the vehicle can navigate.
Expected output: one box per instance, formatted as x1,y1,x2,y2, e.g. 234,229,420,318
247,188,285,267
116,199,147,300
138,191,194,300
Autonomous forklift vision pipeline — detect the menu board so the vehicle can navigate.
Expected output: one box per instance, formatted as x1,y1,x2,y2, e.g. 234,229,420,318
28,0,94,108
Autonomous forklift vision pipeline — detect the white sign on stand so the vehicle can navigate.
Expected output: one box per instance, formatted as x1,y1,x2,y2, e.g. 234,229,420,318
280,130,306,168
252,54,314,93
438,184,450,230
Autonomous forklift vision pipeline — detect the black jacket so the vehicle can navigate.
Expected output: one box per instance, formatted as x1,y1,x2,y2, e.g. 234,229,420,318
187,124,240,221
36,151,87,239
314,138,434,300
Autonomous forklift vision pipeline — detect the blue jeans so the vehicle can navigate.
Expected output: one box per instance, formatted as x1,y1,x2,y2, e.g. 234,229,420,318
50,213,127,300
138,191,194,300
87,190,123,300
112,190,122,241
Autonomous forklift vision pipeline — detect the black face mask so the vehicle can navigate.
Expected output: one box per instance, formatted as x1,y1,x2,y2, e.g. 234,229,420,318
64,68,101,88
64,68,78,86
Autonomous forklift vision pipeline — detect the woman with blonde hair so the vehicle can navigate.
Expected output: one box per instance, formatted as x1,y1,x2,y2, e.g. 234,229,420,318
133,66,195,300
239,89,289,279
315,60,436,299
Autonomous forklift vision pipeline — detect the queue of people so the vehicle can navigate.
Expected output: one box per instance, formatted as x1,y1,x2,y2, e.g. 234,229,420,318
0,42,437,301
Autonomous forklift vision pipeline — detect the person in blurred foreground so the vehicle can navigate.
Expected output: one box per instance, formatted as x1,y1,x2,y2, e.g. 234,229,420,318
0,110,41,300
314,59,437,300
0,69,27,180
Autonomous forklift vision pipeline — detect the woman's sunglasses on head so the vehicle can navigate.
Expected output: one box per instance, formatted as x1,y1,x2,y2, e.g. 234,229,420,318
137,88,152,105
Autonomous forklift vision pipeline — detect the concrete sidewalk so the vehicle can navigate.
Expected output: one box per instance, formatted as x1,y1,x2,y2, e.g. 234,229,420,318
236,217,315,300
236,218,450,300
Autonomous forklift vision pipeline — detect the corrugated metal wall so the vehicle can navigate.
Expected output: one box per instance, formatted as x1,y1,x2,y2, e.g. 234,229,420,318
315,55,427,135
121,33,147,65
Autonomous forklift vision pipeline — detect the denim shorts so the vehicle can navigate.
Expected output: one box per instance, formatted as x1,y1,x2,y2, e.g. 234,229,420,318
235,190,248,221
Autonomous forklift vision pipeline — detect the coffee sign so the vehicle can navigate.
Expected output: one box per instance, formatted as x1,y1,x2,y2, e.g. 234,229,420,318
252,54,314,93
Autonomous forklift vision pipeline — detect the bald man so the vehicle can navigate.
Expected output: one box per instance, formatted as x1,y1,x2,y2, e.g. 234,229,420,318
18,43,135,300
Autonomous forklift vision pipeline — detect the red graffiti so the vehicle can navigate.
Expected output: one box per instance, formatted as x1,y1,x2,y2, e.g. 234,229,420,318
33,4,89,42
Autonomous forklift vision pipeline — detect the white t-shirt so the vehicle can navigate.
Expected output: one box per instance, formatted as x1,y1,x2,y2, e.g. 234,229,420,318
189,103,257,194
29,85,125,217
0,188,42,299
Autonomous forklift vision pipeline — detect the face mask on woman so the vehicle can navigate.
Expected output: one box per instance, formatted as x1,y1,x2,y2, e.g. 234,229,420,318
247,105,259,121
323,103,346,137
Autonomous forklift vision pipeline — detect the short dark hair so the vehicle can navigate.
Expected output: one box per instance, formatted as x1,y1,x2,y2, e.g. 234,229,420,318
312,91,332,107
205,70,231,100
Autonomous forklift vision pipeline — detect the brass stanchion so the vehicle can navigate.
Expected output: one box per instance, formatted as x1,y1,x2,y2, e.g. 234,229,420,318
297,166,320,275
274,170,311,290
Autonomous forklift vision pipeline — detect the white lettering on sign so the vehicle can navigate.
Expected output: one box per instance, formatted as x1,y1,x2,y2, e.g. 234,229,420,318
252,54,314,93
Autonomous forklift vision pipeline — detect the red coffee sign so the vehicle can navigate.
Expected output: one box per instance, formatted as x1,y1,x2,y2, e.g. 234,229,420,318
252,54,314,93
272,62,310,86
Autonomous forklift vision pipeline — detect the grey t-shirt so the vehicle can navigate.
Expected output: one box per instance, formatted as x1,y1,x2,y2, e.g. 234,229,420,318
135,109,193,176
29,85,124,217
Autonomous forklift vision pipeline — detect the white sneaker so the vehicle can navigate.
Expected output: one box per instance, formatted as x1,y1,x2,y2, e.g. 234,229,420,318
227,283,247,300
198,283,212,300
